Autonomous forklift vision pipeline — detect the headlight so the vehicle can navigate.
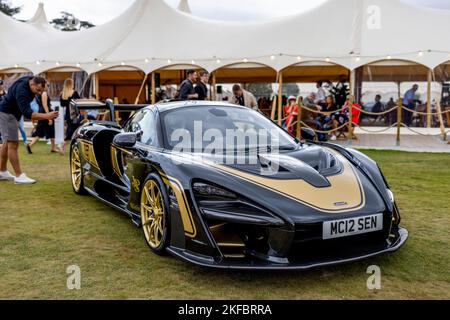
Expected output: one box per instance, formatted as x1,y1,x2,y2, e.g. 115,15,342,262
193,182,237,200
387,189,395,203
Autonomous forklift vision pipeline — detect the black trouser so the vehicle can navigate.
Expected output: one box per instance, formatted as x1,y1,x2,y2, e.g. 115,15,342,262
402,103,414,126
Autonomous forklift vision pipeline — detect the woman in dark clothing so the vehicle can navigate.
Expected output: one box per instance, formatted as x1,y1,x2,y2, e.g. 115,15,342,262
27,91,59,154
316,95,338,141
60,78,80,153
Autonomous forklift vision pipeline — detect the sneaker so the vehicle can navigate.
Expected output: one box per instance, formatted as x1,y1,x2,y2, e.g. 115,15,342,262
26,144,33,155
0,171,15,181
330,135,337,141
14,173,36,185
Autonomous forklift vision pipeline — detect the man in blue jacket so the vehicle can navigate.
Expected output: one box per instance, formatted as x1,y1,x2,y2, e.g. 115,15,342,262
0,76,58,184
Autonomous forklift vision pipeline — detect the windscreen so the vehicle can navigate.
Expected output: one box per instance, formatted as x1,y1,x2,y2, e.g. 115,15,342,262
161,106,298,152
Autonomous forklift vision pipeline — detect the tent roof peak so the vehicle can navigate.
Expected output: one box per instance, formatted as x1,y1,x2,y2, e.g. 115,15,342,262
177,0,192,14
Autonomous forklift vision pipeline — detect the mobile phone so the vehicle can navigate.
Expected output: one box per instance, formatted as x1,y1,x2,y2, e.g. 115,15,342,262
54,106,60,113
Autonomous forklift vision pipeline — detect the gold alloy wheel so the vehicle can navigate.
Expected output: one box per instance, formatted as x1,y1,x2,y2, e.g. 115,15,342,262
71,146,82,192
141,180,166,249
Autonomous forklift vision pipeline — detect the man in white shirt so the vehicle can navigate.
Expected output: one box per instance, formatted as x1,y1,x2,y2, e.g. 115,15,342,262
315,81,327,106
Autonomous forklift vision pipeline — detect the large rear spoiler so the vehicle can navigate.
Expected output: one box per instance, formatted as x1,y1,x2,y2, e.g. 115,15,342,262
70,99,148,123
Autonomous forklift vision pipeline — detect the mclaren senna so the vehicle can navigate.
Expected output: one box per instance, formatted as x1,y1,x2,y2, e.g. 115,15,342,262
69,99,408,270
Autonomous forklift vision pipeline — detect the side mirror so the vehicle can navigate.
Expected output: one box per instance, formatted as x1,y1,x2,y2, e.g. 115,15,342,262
113,133,137,148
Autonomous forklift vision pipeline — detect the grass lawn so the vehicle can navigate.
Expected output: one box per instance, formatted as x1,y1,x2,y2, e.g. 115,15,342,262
0,143,449,300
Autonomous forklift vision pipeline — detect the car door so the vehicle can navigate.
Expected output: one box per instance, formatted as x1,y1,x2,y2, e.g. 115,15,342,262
118,109,161,212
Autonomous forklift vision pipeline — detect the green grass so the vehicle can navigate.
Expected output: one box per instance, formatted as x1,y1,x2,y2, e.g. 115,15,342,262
0,143,449,300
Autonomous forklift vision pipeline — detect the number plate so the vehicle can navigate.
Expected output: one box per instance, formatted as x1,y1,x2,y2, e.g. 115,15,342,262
323,214,383,240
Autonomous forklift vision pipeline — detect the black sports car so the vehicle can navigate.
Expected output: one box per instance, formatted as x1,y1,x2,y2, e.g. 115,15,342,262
69,99,408,270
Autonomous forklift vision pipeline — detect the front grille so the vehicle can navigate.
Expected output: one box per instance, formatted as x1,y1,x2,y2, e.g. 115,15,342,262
290,230,388,262
292,212,392,260
294,223,323,243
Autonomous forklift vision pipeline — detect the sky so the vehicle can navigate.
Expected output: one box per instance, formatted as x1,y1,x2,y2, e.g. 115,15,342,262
9,0,450,25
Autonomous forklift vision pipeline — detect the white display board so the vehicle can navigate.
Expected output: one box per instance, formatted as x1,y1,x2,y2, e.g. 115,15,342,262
53,102,65,145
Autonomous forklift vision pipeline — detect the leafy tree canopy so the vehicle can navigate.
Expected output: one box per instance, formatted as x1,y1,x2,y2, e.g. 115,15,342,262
0,0,22,17
50,11,95,31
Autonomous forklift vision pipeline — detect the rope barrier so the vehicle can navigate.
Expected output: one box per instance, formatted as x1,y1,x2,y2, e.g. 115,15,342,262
355,123,399,133
358,108,398,116
298,121,350,134
299,104,347,115
399,123,450,137
401,106,450,116
292,120,448,137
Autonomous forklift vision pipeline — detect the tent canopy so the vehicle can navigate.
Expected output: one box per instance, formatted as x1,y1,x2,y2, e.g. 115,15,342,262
2,0,450,74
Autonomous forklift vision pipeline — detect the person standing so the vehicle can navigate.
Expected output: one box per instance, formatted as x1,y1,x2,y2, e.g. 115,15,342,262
27,91,59,154
195,71,209,101
229,85,258,110
283,96,299,134
179,70,198,101
403,84,419,127
0,76,58,184
59,78,80,154
0,80,6,145
315,81,327,106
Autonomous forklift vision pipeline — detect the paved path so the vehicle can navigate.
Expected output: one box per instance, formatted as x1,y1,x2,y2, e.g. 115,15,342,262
335,128,450,153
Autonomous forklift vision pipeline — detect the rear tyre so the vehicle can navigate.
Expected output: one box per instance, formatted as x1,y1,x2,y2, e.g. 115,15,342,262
70,143,86,195
140,173,171,255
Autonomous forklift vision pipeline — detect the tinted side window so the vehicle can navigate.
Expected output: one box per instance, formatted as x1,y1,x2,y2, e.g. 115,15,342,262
127,110,159,147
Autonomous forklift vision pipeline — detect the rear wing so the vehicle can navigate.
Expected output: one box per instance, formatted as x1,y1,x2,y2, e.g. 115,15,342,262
70,99,148,123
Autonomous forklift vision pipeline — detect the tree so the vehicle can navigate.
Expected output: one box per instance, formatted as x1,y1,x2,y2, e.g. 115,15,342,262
328,76,350,107
282,84,300,97
50,11,95,31
243,83,273,99
0,0,22,17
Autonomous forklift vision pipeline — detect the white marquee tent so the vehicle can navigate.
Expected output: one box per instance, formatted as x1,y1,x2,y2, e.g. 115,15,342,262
1,0,450,75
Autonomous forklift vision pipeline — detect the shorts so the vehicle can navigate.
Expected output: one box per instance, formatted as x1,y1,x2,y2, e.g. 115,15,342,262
0,111,19,142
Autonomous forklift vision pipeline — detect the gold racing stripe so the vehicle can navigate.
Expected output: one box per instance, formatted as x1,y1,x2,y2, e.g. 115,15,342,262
212,152,365,214
79,140,99,169
110,146,122,177
160,173,197,238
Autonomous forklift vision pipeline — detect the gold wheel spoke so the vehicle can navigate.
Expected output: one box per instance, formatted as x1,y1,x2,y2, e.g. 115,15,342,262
142,204,153,214
150,187,156,204
153,222,160,242
143,217,154,227
71,147,83,190
144,188,154,206
141,180,166,249
157,219,164,235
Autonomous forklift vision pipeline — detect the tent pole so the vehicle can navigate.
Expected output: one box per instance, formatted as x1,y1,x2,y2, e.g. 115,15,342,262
151,72,156,104
271,72,279,120
436,99,447,141
349,70,355,98
297,99,303,140
211,72,217,101
93,73,99,97
348,95,354,141
134,73,148,104
270,94,277,121
396,98,402,146
426,69,432,128
278,71,283,126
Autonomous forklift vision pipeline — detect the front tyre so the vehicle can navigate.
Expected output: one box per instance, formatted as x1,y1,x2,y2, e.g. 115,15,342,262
140,173,170,255
70,143,86,195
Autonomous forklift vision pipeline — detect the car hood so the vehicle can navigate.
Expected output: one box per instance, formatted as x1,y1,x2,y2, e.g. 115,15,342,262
167,145,371,214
